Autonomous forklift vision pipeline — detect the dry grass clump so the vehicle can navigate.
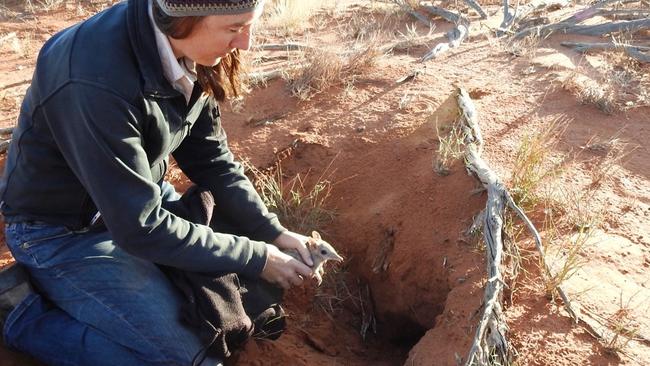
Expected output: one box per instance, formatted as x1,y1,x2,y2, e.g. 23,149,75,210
0,30,42,59
563,49,649,113
26,0,65,11
287,41,383,100
510,120,565,210
602,291,643,355
287,48,344,100
391,22,435,52
605,51,650,109
582,133,633,188
563,72,617,114
17,0,118,15
505,34,542,59
262,0,320,36
245,162,335,234
542,215,592,299
433,120,465,176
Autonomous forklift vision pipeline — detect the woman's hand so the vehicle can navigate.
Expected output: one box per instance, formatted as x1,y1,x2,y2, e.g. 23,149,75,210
272,230,314,267
260,244,312,289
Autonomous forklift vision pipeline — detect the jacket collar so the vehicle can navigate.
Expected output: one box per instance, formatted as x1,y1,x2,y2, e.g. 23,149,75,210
127,0,180,98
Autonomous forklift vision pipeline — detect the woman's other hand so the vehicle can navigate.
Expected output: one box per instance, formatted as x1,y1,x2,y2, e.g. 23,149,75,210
260,244,312,289
272,230,314,267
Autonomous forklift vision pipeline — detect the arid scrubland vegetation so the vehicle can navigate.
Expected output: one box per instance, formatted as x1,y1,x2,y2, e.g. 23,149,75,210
1,0,649,365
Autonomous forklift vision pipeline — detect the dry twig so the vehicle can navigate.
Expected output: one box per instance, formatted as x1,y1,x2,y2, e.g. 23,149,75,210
561,41,650,62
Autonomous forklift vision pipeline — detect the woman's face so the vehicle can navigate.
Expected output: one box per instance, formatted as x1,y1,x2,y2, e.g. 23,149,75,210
168,8,262,66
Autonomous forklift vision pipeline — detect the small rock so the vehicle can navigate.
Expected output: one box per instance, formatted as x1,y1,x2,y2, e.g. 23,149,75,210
356,126,366,132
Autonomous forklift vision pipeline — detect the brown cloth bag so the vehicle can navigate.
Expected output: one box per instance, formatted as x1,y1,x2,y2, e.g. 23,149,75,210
161,185,285,365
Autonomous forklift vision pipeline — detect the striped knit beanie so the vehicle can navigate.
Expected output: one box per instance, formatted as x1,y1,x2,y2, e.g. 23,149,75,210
154,0,265,16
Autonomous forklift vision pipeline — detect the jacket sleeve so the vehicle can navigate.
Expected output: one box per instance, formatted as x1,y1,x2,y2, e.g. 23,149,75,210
43,82,268,277
172,99,287,243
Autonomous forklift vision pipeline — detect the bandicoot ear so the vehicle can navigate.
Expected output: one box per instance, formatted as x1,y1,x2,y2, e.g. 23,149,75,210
311,231,321,241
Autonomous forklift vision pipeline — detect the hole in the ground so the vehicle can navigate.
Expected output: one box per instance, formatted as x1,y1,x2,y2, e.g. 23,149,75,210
380,311,429,346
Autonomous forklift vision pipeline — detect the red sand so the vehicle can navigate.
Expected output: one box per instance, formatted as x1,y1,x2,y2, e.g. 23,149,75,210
1,1,648,365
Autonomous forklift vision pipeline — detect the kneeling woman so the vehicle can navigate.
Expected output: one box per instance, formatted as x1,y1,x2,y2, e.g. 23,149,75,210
0,0,313,364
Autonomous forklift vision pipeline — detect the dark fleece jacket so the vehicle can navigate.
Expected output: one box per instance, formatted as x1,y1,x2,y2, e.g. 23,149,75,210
0,0,285,277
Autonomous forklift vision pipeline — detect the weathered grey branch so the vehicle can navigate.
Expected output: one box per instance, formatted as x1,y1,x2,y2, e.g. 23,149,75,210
421,23,469,61
248,69,285,84
1,78,31,91
458,88,591,364
421,5,462,24
499,0,571,36
516,17,650,39
463,0,488,19
561,41,650,62
502,192,579,320
564,18,650,36
252,43,308,52
391,0,434,28
626,47,650,63
513,0,621,39
419,4,470,62
600,8,650,21
458,88,510,366
498,0,515,36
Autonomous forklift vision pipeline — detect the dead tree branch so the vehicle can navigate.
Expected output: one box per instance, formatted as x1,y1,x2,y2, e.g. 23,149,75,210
421,5,462,23
463,0,487,19
561,41,650,62
458,88,510,366
516,17,650,39
421,23,468,61
248,69,285,84
391,0,434,28
499,0,571,36
600,8,650,21
252,43,309,52
419,5,470,62
458,88,587,364
1,78,31,91
513,0,624,39
561,18,650,36
458,86,648,363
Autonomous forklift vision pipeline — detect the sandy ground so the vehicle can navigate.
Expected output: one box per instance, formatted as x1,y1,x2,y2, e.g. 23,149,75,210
0,1,649,365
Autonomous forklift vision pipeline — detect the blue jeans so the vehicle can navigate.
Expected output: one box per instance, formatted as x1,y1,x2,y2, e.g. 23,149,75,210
3,183,221,365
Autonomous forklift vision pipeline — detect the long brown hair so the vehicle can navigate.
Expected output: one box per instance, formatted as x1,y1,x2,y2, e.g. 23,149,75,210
152,2,242,101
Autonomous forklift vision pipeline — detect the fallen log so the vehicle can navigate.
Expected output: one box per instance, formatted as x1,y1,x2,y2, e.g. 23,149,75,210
561,41,650,62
